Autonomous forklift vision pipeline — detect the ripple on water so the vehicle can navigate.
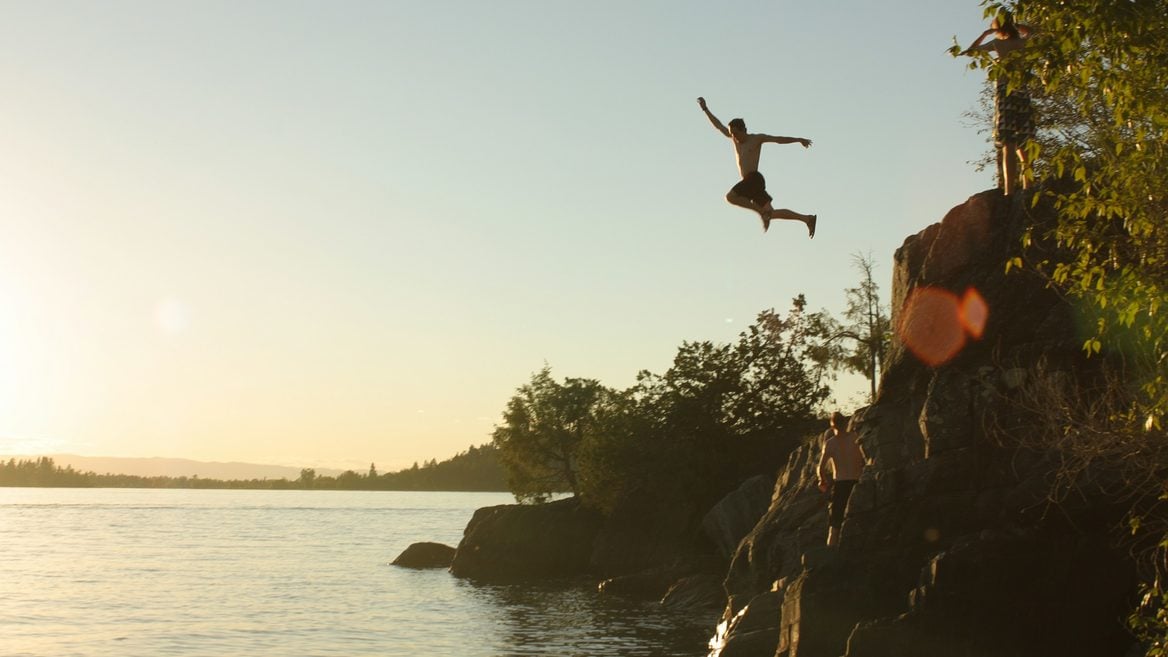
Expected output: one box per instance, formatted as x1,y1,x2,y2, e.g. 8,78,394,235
0,489,711,657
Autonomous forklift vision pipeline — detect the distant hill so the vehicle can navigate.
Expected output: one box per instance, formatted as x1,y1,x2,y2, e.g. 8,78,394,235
2,454,343,480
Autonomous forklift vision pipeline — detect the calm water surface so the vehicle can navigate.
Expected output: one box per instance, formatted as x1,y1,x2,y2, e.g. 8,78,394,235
0,488,711,657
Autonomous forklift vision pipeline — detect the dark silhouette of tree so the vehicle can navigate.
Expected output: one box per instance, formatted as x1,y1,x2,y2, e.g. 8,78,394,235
298,468,316,489
841,253,891,401
492,367,607,503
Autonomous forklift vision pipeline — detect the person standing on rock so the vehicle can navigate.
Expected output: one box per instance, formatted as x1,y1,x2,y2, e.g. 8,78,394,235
696,97,817,237
960,11,1036,197
817,411,865,547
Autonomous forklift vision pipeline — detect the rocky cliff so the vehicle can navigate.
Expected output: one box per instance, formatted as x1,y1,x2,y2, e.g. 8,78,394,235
448,190,1142,657
715,190,1137,657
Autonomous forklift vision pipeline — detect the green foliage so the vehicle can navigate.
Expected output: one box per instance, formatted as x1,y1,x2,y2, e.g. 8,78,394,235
975,0,1168,429
802,254,891,403
491,367,607,503
577,298,830,514
841,253,891,401
1131,579,1168,657
1130,511,1168,657
490,299,830,514
965,1,1168,647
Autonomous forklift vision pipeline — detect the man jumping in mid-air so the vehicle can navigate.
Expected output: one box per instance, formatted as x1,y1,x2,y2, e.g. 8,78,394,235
697,97,817,237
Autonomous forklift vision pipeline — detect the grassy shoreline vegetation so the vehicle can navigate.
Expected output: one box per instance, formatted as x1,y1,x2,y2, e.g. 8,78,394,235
0,445,506,491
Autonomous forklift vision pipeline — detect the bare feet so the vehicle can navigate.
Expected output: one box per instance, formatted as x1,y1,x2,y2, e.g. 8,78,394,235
807,215,817,239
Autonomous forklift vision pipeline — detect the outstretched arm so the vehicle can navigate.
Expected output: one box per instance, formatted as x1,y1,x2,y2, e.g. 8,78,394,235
697,97,730,138
762,135,812,148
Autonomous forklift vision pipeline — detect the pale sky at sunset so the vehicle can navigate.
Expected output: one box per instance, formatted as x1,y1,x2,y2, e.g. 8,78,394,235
1,1,997,472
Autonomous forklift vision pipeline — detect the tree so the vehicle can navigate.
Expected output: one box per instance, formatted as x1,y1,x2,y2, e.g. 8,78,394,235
297,468,316,489
962,0,1168,428
960,2,1168,647
576,298,831,513
841,253,891,401
803,253,891,403
492,367,607,503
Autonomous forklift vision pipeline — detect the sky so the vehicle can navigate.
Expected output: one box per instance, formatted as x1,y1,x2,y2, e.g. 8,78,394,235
0,0,999,472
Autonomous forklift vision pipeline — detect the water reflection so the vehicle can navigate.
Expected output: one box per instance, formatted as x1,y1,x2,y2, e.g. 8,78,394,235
460,579,712,657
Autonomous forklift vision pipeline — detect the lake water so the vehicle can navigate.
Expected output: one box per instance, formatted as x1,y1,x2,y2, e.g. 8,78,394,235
0,488,712,657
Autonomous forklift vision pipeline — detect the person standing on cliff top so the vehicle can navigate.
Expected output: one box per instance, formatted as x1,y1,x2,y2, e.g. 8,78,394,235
697,97,817,237
960,12,1036,197
817,411,865,547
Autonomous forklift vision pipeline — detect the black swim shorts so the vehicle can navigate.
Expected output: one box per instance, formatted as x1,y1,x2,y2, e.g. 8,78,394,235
829,480,857,529
730,171,773,207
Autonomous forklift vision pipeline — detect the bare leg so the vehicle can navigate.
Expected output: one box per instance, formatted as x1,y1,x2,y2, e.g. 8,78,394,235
764,205,817,238
726,192,771,231
996,148,1005,191
1002,143,1018,197
1016,146,1030,190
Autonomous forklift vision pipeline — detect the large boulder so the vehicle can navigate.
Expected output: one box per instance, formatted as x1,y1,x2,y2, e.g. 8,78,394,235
711,190,1141,656
702,475,775,559
449,497,601,582
845,530,1136,657
390,541,456,569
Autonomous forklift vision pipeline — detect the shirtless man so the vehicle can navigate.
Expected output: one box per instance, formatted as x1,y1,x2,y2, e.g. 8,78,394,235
960,13,1036,197
697,97,817,236
817,411,865,547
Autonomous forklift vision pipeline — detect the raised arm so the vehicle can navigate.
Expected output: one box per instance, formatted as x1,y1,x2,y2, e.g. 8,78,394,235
961,28,996,55
697,97,730,138
762,135,812,148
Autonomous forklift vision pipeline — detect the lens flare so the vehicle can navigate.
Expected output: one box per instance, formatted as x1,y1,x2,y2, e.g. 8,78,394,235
959,287,988,339
898,286,990,367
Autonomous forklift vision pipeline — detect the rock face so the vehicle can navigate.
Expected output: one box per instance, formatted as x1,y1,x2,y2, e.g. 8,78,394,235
702,475,775,559
449,497,602,582
390,541,456,569
716,190,1139,657
447,190,1141,656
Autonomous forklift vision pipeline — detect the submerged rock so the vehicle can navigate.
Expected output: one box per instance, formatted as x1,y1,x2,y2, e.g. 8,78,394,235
390,541,456,569
660,573,724,612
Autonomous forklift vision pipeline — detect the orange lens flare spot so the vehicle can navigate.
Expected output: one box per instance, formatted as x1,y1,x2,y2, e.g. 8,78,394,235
898,286,990,367
959,287,988,339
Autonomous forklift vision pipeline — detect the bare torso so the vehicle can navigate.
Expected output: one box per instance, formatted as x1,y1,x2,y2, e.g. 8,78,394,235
822,431,865,481
732,134,764,177
979,33,1028,61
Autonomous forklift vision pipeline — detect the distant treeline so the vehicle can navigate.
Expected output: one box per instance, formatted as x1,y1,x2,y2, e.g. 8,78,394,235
0,444,508,492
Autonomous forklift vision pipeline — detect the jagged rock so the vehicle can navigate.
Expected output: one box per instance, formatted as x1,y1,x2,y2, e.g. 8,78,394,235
449,497,601,582
446,189,1143,657
919,369,975,458
390,541,456,569
845,530,1135,657
713,190,1140,657
702,475,775,559
711,590,784,657
660,572,724,612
